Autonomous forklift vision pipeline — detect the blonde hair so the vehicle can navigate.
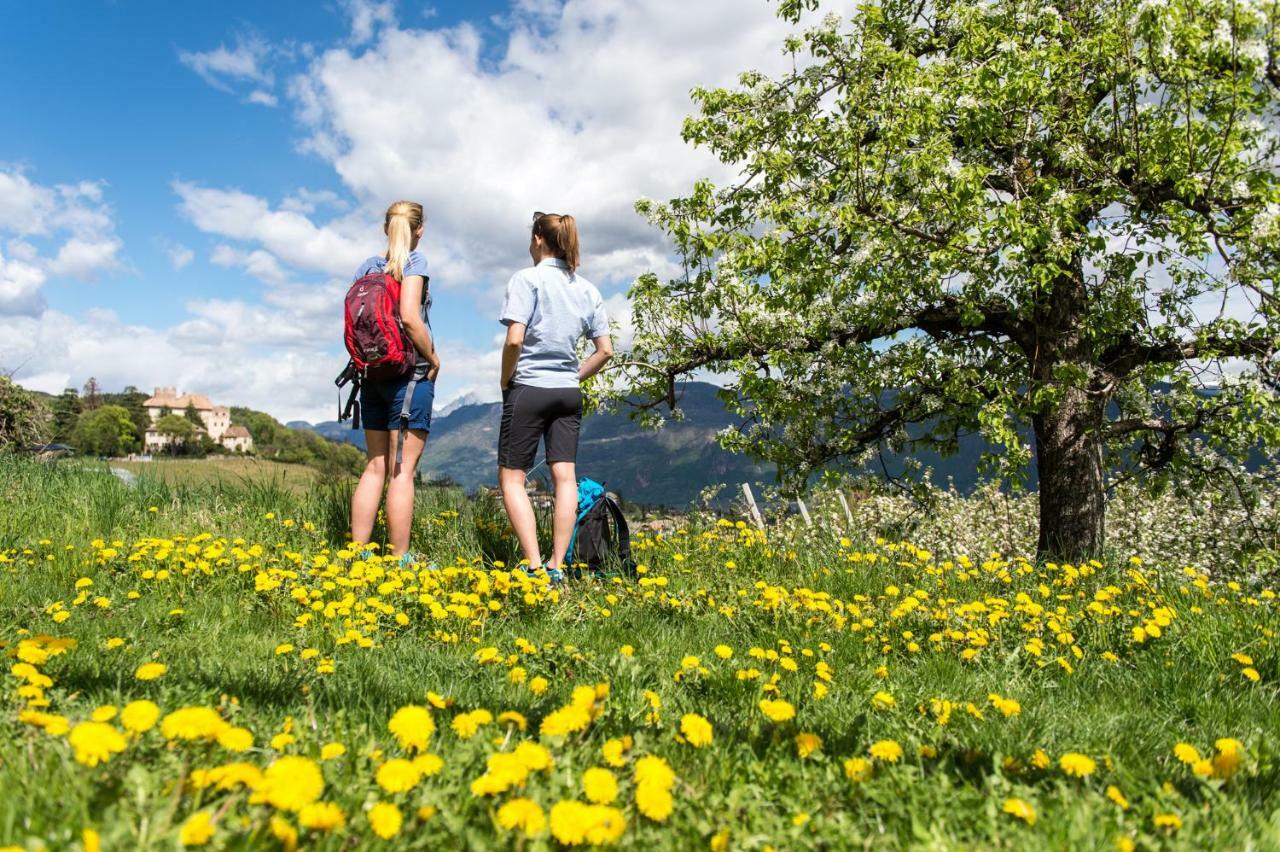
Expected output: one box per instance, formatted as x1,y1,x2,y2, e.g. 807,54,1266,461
383,200,425,281
533,213,581,274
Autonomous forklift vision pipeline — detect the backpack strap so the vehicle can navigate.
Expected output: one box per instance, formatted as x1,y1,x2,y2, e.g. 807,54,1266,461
602,497,634,571
394,375,419,472
335,361,362,429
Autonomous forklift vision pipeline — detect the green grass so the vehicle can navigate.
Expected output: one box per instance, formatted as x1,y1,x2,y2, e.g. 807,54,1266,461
0,453,1277,850
111,457,323,494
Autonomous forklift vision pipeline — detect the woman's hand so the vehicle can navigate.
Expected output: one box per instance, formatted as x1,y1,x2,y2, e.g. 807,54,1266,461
426,354,441,383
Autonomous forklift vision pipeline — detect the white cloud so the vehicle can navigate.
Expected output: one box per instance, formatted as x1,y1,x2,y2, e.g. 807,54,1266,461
179,37,274,90
246,89,279,107
49,237,124,278
174,181,368,277
209,244,291,285
282,0,813,299
0,247,48,316
341,0,396,45
0,171,57,234
168,244,195,270
10,2,835,423
0,168,123,314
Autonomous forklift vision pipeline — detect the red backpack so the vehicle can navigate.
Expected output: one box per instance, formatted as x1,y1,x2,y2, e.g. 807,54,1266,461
335,270,417,429
344,270,417,379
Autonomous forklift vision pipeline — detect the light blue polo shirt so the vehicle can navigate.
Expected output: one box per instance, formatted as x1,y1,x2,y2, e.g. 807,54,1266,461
500,258,609,388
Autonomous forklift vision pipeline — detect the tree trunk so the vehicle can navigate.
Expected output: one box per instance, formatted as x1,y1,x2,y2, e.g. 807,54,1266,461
1033,384,1105,561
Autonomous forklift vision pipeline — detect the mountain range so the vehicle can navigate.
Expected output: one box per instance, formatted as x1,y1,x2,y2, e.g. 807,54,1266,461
292,382,997,506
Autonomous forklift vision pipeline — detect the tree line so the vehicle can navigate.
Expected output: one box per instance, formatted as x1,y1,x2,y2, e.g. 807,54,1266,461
0,375,365,478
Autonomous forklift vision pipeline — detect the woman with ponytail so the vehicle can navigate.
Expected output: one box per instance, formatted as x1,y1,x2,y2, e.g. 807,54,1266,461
498,212,613,582
350,200,440,562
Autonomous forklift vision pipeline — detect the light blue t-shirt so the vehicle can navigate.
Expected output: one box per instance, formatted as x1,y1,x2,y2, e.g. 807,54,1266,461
500,258,609,388
354,250,432,365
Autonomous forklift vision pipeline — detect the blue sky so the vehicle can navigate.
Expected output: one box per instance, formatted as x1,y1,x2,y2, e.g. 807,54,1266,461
0,0,803,421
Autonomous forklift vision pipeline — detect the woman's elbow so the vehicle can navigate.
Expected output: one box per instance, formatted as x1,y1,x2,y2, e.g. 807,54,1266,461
598,341,614,360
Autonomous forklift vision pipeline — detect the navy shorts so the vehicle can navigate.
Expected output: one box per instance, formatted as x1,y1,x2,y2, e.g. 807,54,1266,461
360,376,434,432
497,384,581,471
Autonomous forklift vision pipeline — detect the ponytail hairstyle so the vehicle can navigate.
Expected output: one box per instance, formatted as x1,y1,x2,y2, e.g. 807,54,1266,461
384,200,425,282
532,212,580,274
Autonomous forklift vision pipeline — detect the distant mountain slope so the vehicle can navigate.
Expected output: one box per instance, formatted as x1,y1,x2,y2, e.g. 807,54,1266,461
297,383,777,505
294,382,1004,506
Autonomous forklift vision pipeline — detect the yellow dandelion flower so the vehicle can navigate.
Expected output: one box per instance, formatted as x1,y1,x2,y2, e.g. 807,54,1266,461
530,676,549,695
1212,738,1244,779
298,802,345,832
1002,798,1036,826
120,700,160,734
269,816,298,852
1105,785,1130,810
217,727,252,752
601,737,630,767
714,644,733,659
367,803,402,840
178,811,215,847
67,721,127,767
635,782,674,822
497,798,546,838
844,756,873,782
320,742,346,760
252,756,325,812
514,741,554,772
451,709,493,739
871,691,895,710
1173,742,1201,765
1059,752,1096,778
388,705,434,752
795,732,823,759
869,740,903,763
135,662,166,681
376,758,421,793
1153,813,1182,831
680,713,713,748
583,767,619,804
758,699,795,723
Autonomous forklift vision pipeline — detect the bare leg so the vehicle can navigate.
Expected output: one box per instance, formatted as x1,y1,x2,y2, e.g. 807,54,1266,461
351,430,390,546
500,466,542,569
547,461,577,570
386,429,428,556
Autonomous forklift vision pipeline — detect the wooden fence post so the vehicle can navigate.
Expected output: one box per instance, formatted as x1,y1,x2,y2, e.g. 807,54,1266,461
742,483,764,530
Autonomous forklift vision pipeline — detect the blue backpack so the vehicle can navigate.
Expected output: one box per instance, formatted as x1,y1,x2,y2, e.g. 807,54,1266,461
565,478,635,578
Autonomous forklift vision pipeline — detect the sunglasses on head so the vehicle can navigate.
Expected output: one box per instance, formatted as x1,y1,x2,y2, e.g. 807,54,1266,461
532,211,560,224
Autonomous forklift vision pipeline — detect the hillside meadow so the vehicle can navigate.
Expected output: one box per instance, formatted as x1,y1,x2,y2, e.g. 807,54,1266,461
0,454,1276,850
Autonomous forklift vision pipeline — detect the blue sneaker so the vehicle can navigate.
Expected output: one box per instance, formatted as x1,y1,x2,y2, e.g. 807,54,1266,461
545,567,567,586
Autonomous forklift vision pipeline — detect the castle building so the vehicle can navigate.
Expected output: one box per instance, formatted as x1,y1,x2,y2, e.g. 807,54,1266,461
142,387,254,453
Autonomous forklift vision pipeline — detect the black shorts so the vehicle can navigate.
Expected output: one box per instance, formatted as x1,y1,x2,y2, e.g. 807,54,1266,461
497,384,582,471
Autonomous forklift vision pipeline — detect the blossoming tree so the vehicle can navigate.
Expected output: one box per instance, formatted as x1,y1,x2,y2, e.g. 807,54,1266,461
626,0,1279,559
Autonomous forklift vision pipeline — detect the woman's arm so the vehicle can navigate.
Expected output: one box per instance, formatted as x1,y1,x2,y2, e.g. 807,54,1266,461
500,322,525,389
399,275,440,382
578,335,613,381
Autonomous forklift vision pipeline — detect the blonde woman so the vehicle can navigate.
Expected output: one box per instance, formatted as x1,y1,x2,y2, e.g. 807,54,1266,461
349,201,440,561
498,212,613,581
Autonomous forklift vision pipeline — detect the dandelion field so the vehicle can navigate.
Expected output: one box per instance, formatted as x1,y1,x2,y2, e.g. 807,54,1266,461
1,455,1277,850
